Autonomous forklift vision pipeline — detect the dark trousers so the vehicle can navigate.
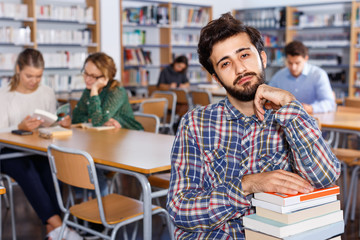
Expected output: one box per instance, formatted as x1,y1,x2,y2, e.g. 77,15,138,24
0,148,61,225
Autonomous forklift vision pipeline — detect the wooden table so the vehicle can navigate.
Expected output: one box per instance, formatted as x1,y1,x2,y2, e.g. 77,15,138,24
313,110,360,225
0,128,174,240
313,111,360,132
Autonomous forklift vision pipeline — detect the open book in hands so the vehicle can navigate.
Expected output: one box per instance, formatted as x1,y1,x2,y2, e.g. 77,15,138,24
33,104,70,127
33,109,58,127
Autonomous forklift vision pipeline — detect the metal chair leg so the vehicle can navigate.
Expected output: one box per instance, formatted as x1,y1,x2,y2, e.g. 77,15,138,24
341,162,348,205
1,174,16,240
351,172,359,221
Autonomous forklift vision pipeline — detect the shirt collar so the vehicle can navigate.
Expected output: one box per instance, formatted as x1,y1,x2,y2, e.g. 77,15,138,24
286,62,309,78
302,62,310,76
223,97,271,123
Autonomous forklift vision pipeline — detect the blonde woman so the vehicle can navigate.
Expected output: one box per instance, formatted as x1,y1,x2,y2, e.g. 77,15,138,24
0,48,81,239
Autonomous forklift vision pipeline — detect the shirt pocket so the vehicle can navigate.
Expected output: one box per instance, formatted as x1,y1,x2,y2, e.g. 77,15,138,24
202,148,227,188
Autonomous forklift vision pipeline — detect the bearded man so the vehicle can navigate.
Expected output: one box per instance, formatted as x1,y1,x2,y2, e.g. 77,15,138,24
166,12,340,240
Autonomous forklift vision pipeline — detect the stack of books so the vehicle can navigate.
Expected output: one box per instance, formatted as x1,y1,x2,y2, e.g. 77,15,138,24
243,185,344,240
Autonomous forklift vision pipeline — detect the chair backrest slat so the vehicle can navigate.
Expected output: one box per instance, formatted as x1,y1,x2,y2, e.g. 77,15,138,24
134,113,160,133
344,97,360,108
190,90,212,106
139,98,168,125
49,147,95,190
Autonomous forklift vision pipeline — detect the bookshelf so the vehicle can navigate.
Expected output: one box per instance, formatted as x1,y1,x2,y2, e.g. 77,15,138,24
233,7,286,79
234,2,353,99
0,0,100,93
120,0,212,88
350,1,360,97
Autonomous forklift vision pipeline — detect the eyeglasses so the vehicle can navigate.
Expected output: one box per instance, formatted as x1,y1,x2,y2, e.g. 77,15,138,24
81,70,104,81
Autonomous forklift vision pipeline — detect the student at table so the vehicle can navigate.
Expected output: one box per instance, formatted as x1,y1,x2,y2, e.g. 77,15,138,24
166,13,340,239
60,52,143,196
0,48,81,239
268,40,336,114
157,55,190,90
61,52,143,130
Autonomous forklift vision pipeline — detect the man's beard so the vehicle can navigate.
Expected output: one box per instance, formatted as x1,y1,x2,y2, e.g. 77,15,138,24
218,69,266,102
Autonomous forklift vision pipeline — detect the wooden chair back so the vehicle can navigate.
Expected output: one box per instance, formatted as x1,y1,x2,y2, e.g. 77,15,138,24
152,91,177,130
147,85,159,97
344,97,360,108
134,113,160,134
139,98,168,124
337,105,360,113
190,90,212,106
152,91,176,112
171,88,188,104
171,88,190,117
48,146,95,190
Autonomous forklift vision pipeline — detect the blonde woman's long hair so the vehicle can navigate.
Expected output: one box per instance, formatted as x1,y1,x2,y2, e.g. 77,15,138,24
10,48,44,91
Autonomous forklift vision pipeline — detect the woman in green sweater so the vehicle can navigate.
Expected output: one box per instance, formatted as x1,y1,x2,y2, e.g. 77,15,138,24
70,52,143,130
61,52,143,196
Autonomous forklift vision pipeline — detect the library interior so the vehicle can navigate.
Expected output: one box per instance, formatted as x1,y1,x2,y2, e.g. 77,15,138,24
1,0,360,239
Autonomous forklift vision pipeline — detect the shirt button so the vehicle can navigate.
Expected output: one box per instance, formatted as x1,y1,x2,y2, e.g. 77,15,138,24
106,110,109,114
86,101,89,105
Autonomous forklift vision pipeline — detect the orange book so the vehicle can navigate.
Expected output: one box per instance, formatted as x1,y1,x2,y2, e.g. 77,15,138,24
254,185,339,206
0,186,6,195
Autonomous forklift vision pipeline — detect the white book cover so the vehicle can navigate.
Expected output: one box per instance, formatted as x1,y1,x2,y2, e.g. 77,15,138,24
245,220,344,240
242,210,343,238
255,200,341,224
33,109,58,127
254,185,339,206
251,195,338,214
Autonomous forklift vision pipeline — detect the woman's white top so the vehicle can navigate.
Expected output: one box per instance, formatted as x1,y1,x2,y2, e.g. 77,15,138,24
0,85,56,132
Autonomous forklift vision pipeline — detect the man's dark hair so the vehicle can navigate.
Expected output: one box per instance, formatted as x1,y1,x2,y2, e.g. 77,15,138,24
284,41,308,58
197,12,265,76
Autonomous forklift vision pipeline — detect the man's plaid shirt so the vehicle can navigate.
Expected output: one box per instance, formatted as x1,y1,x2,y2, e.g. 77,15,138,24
166,97,340,240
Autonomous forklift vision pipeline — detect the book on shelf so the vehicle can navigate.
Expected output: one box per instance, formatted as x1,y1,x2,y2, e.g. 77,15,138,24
171,6,210,27
124,48,152,66
254,185,339,206
122,68,149,87
244,220,344,240
255,200,340,224
72,123,115,131
251,194,338,214
242,210,343,238
38,126,73,139
123,5,168,25
123,29,146,46
0,2,28,19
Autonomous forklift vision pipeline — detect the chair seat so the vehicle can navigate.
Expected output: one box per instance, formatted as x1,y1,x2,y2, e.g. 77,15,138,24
70,193,161,225
148,173,170,189
332,148,360,166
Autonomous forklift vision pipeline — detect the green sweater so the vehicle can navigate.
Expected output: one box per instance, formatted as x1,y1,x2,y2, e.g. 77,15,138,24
72,84,143,130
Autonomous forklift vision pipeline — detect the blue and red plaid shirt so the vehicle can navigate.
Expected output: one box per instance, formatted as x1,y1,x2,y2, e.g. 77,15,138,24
166,97,340,240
